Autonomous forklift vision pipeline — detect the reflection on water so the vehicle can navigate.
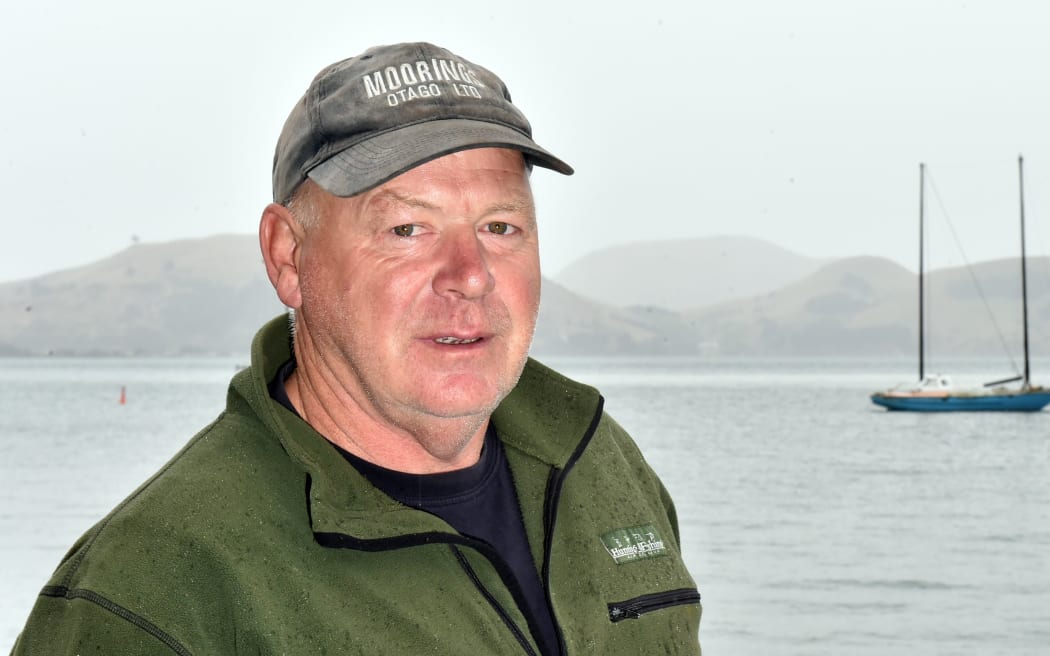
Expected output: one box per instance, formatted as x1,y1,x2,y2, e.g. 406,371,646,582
2,356,1049,654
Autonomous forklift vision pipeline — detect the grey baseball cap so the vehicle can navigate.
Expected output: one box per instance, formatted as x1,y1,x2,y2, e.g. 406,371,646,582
272,42,573,204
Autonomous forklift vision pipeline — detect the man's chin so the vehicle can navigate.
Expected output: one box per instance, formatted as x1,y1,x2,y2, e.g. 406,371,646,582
409,377,507,420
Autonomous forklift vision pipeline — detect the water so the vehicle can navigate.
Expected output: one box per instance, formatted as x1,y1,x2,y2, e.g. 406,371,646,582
2,356,1049,654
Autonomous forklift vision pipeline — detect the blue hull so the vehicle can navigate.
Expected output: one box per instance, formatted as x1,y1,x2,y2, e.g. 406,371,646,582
871,391,1050,412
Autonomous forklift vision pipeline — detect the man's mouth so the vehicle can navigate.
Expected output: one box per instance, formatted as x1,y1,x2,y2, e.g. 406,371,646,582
434,336,482,345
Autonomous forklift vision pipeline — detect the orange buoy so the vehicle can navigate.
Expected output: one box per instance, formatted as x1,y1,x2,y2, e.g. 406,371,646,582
120,385,126,405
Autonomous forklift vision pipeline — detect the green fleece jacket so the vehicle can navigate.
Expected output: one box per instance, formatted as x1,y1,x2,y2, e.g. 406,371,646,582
13,315,701,655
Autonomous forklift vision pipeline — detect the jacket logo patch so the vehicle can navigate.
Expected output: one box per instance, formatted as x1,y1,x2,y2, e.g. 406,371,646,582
600,525,668,564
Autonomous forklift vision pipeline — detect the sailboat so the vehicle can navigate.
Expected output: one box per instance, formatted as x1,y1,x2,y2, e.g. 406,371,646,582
871,156,1050,412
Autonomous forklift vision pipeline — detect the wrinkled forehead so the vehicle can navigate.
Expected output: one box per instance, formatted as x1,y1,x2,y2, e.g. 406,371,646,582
361,153,537,217
345,148,535,214
292,148,530,204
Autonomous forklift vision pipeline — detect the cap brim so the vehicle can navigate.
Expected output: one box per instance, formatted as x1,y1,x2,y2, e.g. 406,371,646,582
307,118,573,198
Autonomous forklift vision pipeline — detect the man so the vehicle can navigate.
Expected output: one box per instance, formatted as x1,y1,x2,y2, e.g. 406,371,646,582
13,42,701,655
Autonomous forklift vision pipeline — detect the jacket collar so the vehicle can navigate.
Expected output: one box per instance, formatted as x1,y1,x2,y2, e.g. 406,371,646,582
228,314,602,543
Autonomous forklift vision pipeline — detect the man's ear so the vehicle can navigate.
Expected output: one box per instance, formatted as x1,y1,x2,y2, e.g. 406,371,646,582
259,203,304,309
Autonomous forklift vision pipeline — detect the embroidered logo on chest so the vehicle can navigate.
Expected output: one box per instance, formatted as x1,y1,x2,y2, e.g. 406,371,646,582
600,524,668,564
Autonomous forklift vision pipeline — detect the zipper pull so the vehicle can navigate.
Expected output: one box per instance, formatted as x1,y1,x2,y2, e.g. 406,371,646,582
608,605,640,622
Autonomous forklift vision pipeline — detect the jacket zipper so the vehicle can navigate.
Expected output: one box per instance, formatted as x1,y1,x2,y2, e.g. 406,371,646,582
313,395,608,656
607,588,702,623
541,397,606,655
450,546,539,656
315,528,541,655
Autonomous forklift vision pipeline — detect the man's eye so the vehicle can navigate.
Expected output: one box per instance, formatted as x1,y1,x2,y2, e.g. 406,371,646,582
392,224,416,237
487,222,514,235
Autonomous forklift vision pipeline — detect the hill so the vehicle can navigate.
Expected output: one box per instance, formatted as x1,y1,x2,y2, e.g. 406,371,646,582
0,235,696,356
0,235,285,355
687,255,1050,358
534,280,697,355
554,235,833,311
3,235,1047,358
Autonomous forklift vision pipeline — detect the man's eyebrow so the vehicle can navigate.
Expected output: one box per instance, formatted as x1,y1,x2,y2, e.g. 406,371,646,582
366,190,536,217
485,198,536,215
368,189,437,211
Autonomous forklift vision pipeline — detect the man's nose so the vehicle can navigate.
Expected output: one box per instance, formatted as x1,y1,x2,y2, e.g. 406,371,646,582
432,229,495,299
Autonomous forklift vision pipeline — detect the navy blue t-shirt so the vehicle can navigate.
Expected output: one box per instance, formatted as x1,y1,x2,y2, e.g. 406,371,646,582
268,360,558,655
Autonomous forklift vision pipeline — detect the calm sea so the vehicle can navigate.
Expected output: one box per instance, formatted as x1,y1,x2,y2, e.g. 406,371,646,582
2,356,1049,655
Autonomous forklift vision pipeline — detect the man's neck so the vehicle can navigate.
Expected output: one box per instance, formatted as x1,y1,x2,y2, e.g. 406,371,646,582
283,361,488,475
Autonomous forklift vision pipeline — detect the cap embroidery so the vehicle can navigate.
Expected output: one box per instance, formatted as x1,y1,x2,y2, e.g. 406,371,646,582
362,58,488,107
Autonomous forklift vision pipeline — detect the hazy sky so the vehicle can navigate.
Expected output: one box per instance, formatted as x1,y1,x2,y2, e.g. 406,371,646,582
4,0,1050,283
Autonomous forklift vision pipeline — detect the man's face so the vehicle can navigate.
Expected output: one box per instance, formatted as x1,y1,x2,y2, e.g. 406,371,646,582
294,148,540,435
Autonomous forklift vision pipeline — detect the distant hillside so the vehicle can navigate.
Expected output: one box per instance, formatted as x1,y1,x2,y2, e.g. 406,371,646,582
535,279,697,355
554,235,833,311
0,235,285,355
913,257,1050,359
0,235,697,357
3,235,1047,358
688,255,1050,358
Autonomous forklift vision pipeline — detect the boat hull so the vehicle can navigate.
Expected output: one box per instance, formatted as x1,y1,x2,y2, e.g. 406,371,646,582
871,391,1050,412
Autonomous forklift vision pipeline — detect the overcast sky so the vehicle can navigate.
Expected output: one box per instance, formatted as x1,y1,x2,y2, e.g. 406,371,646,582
3,0,1050,284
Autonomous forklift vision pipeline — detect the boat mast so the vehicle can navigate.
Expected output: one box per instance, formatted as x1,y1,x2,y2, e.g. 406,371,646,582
1019,155,1031,387
918,162,926,381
